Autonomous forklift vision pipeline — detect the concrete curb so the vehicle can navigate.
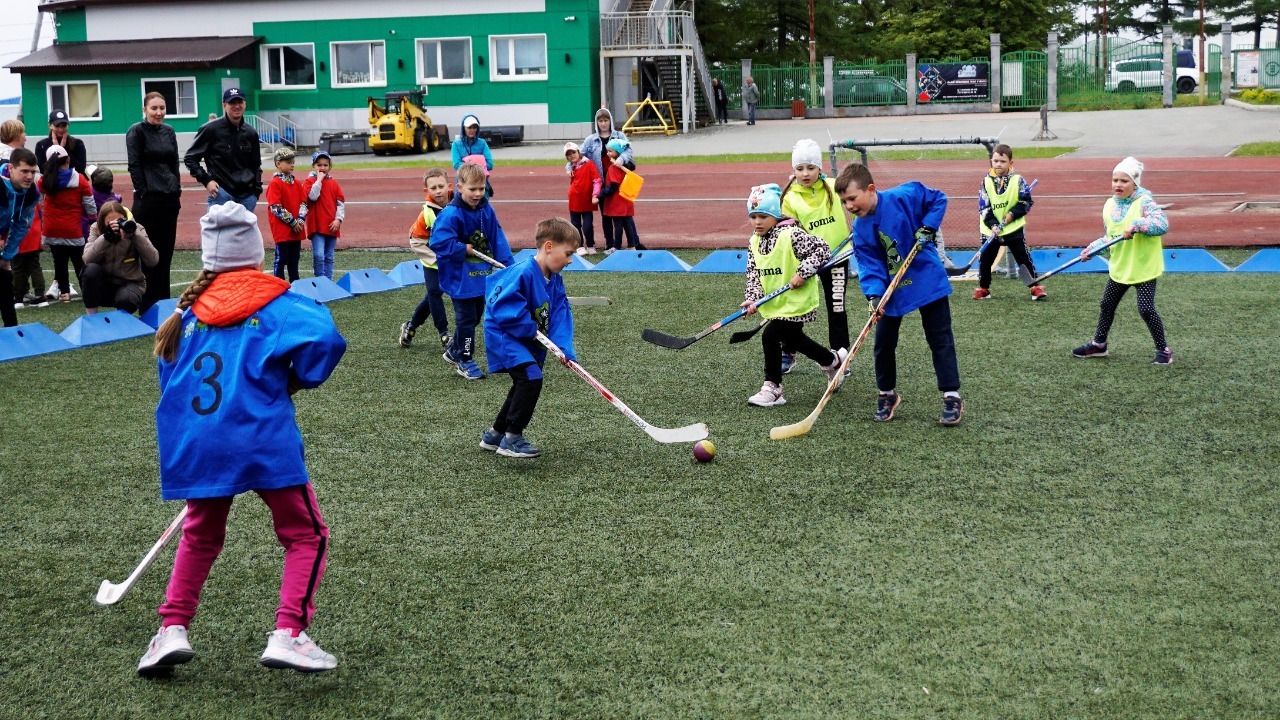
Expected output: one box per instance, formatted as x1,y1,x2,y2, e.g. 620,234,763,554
1224,98,1280,112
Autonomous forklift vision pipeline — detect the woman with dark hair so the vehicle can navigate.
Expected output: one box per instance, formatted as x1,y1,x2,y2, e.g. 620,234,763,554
81,200,158,314
38,145,96,302
127,91,182,311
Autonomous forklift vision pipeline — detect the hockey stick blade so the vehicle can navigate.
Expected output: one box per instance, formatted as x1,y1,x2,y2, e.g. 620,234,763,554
95,504,188,606
641,328,700,350
728,319,769,344
643,422,710,444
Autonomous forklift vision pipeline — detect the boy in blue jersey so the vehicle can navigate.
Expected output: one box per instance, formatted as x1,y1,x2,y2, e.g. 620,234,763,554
835,162,964,426
430,162,515,380
479,217,579,458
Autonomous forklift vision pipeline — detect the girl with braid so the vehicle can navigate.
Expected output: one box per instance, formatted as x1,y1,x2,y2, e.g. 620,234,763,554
138,203,346,678
1071,156,1172,365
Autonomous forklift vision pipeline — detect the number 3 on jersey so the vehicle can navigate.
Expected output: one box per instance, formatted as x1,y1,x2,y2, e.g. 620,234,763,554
191,351,224,415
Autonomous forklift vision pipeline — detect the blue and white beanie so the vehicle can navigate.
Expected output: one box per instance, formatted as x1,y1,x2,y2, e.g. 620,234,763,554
605,138,629,156
747,183,783,219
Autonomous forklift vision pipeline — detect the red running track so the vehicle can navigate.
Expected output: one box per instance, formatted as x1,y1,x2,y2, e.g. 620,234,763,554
153,157,1279,252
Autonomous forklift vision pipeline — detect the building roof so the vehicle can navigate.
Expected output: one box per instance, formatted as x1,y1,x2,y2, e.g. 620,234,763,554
38,0,158,11
6,36,261,73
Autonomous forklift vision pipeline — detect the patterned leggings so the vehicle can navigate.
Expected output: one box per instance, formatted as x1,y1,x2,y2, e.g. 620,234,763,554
1094,278,1167,350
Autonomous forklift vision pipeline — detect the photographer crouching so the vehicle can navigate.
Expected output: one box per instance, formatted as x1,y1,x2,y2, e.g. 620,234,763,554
81,201,158,315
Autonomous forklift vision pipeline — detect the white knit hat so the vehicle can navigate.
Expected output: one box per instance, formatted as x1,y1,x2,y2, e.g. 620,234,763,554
1113,156,1144,184
200,202,264,272
791,138,822,169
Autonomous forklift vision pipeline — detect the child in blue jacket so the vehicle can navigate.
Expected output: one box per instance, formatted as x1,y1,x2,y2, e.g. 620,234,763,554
139,202,346,678
429,162,515,380
835,162,964,426
480,217,578,458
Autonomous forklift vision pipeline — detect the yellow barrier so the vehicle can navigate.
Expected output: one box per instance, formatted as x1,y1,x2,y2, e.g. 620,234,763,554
621,97,678,136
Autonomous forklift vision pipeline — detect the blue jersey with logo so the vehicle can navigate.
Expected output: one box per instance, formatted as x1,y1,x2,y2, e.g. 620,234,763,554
429,194,515,299
852,181,951,317
484,258,575,380
155,292,346,501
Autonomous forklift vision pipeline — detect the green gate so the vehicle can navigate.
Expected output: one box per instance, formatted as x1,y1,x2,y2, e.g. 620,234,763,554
1000,50,1047,109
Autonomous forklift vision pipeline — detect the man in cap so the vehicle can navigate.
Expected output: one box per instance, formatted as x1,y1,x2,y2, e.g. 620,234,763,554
184,88,263,210
35,110,87,174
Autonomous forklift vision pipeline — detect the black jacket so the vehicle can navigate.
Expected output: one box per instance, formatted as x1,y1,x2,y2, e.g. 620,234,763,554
126,121,182,199
184,115,262,198
35,135,87,175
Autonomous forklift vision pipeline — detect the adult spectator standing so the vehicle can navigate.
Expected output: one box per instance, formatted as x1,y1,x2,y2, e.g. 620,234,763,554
184,88,262,210
128,91,183,311
35,110,87,175
0,119,27,161
743,77,760,125
578,107,633,254
712,78,729,124
0,148,41,327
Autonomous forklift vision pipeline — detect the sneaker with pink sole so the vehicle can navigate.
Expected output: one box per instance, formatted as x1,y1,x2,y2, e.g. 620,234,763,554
259,629,338,672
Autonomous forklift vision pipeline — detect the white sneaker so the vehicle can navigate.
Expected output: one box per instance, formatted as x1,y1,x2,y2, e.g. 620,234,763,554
747,381,786,407
585,247,598,256
822,348,849,389
259,629,338,672
137,625,195,678
602,247,617,256
575,247,588,256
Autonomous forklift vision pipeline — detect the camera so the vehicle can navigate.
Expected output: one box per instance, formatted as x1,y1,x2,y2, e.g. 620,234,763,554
119,219,137,235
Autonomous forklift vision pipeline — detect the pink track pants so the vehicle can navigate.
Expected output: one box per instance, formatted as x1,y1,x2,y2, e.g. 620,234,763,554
158,483,328,631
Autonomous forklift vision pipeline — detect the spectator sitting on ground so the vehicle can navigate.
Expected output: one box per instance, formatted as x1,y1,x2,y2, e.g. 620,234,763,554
81,201,158,315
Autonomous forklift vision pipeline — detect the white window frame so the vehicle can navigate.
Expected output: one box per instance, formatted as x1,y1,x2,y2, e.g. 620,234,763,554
140,77,198,119
261,43,317,90
415,36,473,85
489,34,547,82
331,40,387,89
46,80,102,122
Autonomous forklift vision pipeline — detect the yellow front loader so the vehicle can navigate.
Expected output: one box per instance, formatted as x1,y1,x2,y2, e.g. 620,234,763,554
367,89,446,155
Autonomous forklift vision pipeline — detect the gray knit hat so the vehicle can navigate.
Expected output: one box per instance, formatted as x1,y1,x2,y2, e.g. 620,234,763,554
200,202,264,272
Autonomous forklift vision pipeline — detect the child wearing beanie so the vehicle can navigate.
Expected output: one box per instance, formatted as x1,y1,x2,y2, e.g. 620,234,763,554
1071,156,1173,364
781,138,851,374
741,183,846,408
141,202,347,678
598,138,644,253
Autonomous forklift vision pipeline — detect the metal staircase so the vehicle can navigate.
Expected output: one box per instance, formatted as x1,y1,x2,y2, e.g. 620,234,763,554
601,0,715,132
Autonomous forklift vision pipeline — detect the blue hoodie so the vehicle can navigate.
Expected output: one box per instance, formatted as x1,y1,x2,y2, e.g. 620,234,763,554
0,164,40,261
451,114,494,170
851,181,951,318
429,192,515,299
484,258,576,380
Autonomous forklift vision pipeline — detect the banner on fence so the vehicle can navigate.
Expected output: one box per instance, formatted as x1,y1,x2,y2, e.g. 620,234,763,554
917,63,990,102
1235,51,1260,87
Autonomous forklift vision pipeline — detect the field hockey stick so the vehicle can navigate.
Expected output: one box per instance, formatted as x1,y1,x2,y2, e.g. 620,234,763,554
946,179,1038,277
1016,235,1121,286
472,249,709,444
643,236,855,350
94,504,188,606
771,238,928,441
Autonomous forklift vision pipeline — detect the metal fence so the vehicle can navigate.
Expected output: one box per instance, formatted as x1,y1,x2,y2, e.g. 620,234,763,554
1000,50,1047,109
832,60,908,107
745,64,821,109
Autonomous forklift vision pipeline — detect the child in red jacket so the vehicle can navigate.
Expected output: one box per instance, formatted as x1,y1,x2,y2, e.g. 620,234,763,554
266,148,308,282
564,142,600,256
38,145,95,302
599,139,644,254
303,150,344,279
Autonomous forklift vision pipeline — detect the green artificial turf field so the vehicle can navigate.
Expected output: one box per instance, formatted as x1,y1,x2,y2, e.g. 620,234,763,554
1,250,1276,718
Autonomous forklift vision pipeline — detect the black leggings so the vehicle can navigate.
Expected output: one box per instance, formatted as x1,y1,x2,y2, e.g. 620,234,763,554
762,318,835,384
978,232,1038,289
493,363,543,435
1094,278,1167,349
49,245,84,296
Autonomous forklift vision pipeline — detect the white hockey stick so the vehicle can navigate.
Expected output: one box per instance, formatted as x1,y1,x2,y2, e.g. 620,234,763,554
472,249,708,444
94,504,188,606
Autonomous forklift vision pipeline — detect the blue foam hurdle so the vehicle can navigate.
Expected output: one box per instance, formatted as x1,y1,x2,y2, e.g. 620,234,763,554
691,250,748,273
512,248,594,271
1234,248,1280,272
591,249,692,272
946,251,977,269
337,268,401,294
0,323,76,362
59,311,155,347
290,276,353,303
388,260,425,286
139,298,180,330
1163,249,1229,273
1030,249,1108,273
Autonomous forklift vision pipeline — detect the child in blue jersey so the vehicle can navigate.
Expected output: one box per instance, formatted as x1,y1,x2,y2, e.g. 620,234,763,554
138,203,346,678
430,162,516,380
479,217,579,458
835,163,964,426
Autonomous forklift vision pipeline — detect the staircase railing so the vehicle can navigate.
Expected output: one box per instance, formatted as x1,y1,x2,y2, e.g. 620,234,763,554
276,115,299,148
245,114,281,152
601,6,717,127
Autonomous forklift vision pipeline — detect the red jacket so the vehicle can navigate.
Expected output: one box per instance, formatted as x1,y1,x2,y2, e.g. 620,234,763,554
37,172,94,240
18,207,42,253
567,159,601,214
601,163,634,218
303,173,345,238
266,173,308,243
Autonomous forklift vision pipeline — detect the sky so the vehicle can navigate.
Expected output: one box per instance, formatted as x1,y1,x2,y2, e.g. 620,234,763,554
1,0,55,100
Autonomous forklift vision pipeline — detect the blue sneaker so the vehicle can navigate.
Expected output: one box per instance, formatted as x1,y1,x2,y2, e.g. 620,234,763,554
456,360,485,381
497,434,541,458
442,347,461,367
480,428,502,451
